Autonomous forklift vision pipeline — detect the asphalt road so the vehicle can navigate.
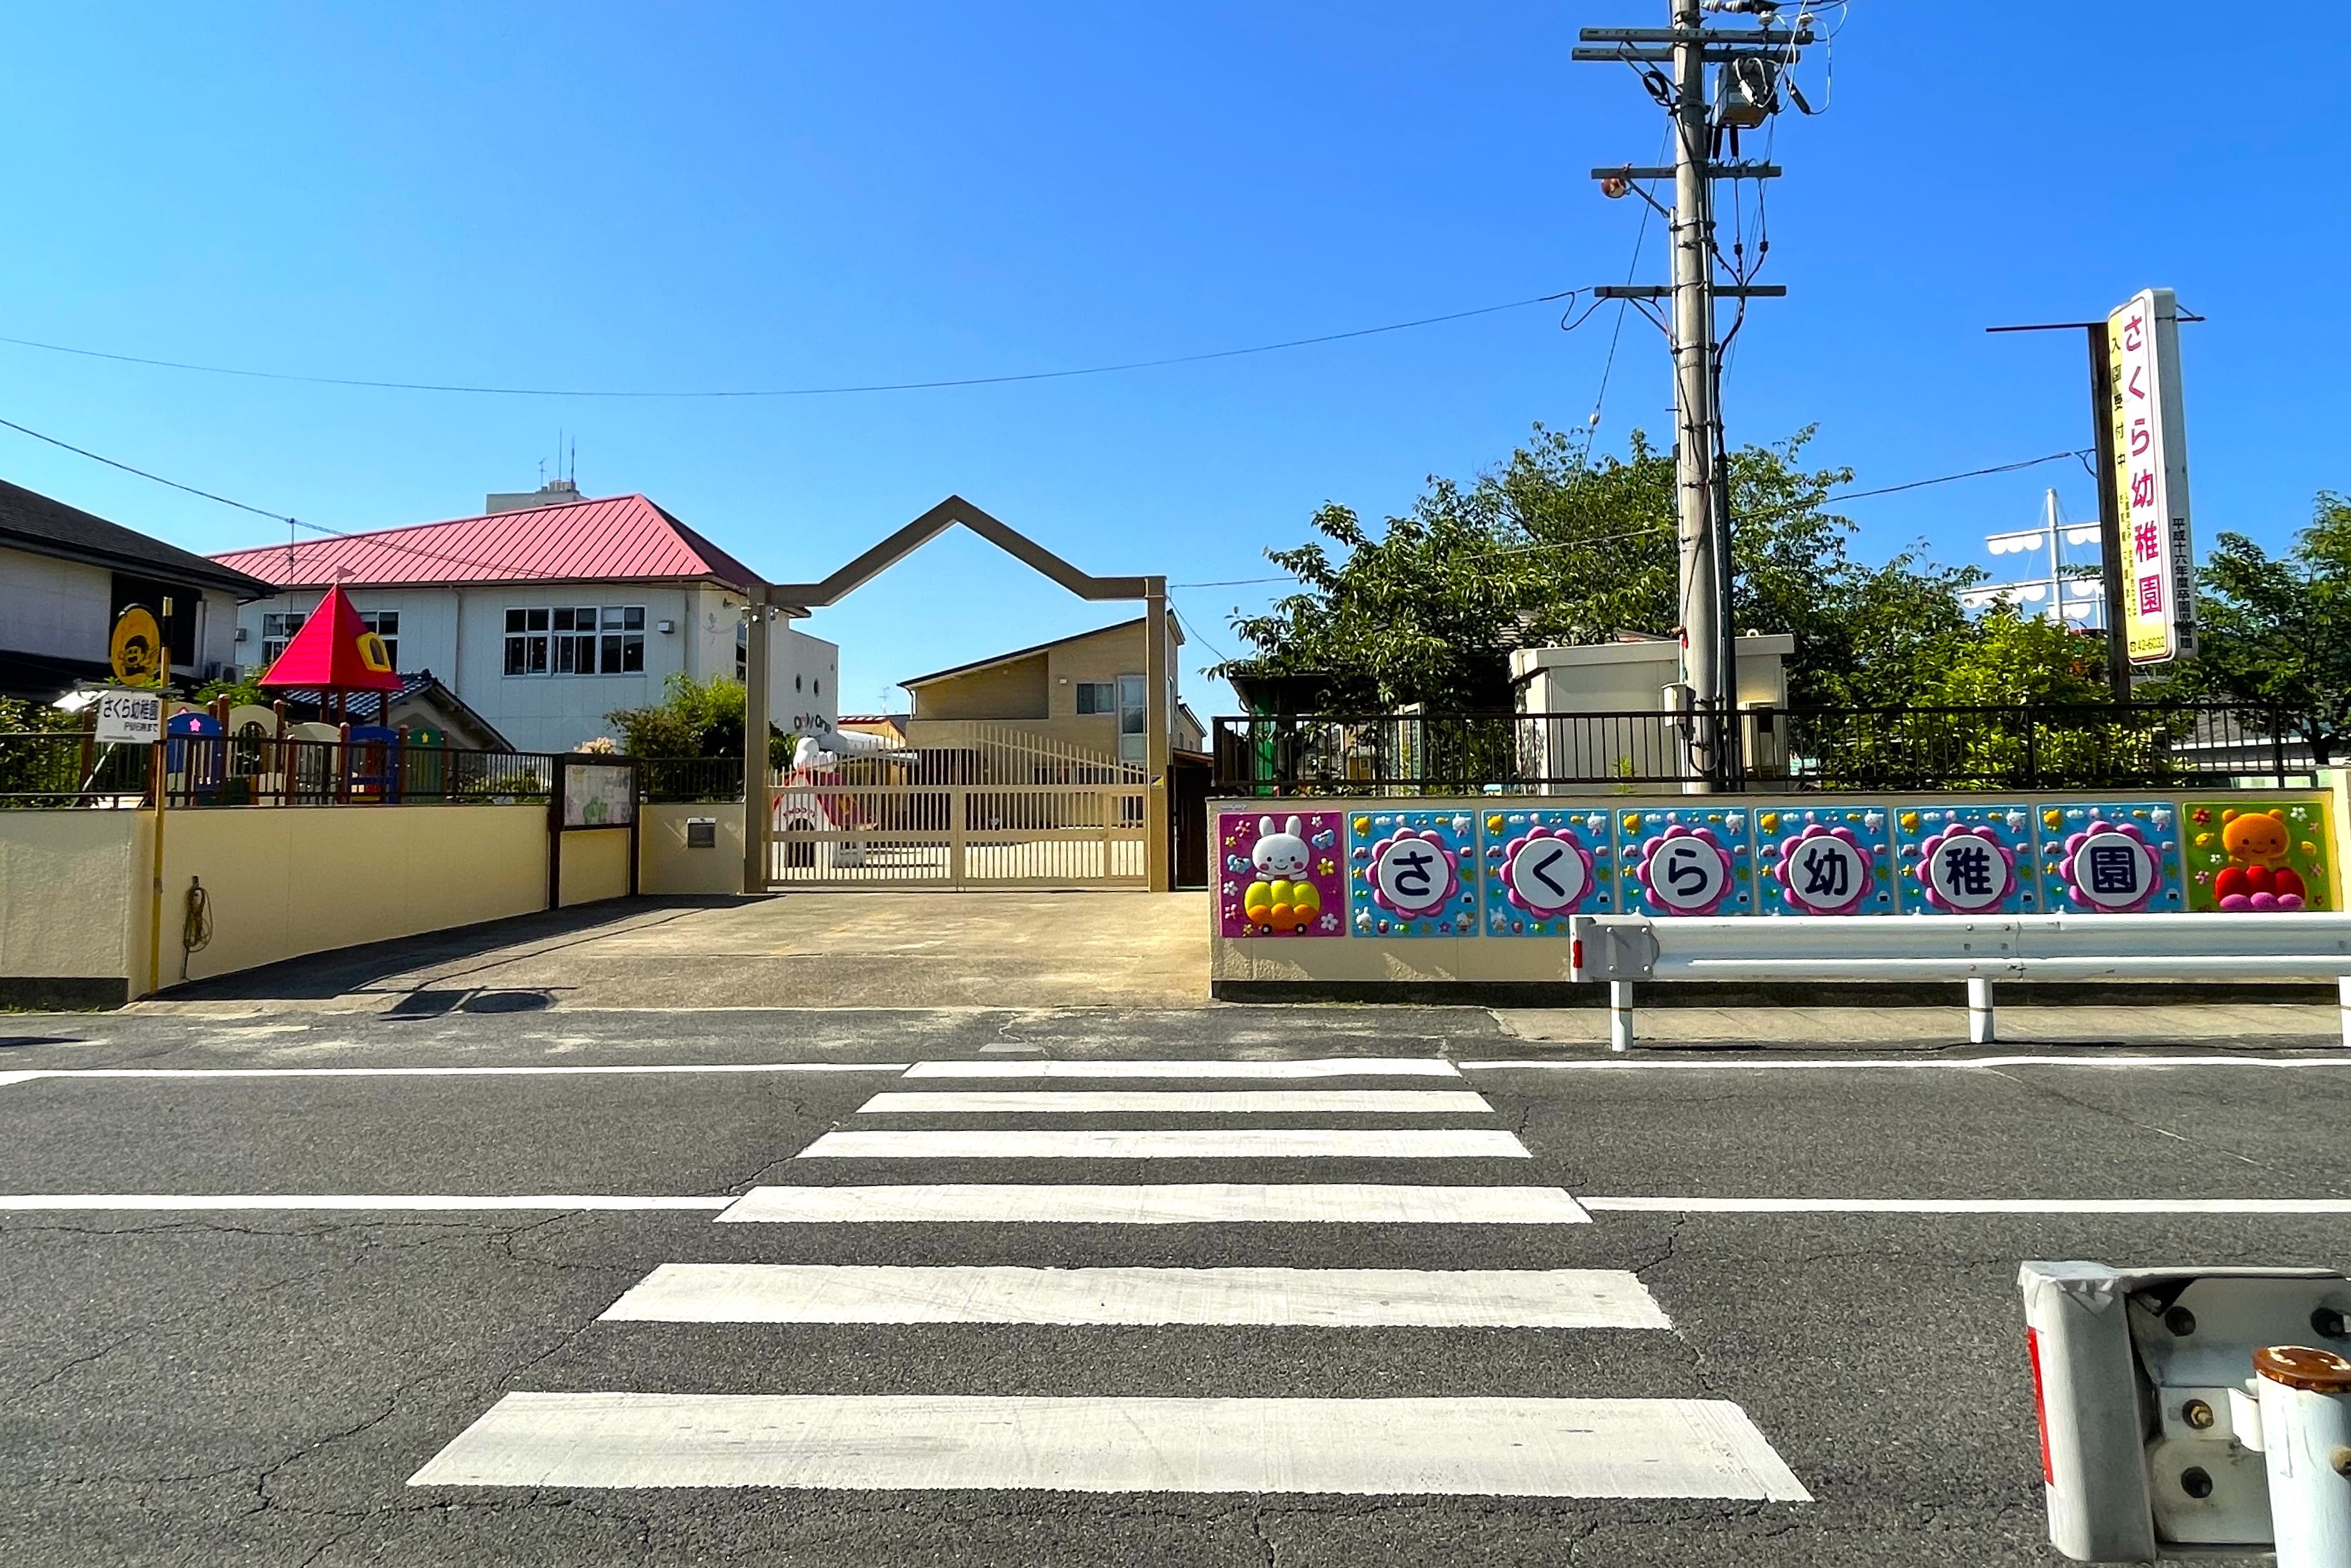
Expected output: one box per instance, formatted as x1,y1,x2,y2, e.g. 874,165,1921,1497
3,1005,2346,1566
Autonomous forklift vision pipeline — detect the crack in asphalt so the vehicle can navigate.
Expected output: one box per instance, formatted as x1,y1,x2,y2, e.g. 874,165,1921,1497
1980,1066,2279,1173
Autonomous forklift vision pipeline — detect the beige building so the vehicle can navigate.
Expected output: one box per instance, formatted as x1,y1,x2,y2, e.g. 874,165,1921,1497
901,616,1204,768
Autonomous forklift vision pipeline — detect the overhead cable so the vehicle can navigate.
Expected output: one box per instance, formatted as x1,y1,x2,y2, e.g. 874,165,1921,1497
0,292,1576,401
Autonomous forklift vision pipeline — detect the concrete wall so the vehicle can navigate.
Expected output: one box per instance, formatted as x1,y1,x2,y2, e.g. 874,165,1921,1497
0,810,147,991
639,803,743,895
236,583,840,754
558,827,632,907
156,805,550,989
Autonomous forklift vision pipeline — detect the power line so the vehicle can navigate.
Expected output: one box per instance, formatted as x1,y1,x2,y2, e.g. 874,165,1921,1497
0,413,557,584
0,291,1576,401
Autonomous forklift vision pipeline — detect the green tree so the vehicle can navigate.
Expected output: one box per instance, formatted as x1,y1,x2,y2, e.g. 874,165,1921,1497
2172,495,2351,765
606,673,791,767
1221,424,1988,710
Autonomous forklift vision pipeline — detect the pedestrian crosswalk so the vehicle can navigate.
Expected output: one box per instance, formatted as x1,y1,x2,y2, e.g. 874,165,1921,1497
410,1055,1810,1505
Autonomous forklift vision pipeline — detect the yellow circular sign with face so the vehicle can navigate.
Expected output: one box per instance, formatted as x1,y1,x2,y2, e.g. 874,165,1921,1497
109,606,164,685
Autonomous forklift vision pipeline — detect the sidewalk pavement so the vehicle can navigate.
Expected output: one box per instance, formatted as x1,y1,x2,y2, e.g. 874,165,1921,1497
131,892,1211,1015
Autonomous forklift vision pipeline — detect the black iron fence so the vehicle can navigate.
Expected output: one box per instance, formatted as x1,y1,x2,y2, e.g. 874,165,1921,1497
638,756,744,803
1211,704,2310,796
0,732,568,808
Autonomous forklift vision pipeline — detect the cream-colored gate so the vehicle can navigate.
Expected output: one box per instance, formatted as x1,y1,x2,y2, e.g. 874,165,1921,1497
769,723,1147,890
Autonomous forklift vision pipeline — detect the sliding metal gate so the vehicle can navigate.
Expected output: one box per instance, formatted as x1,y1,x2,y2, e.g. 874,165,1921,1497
770,781,1147,888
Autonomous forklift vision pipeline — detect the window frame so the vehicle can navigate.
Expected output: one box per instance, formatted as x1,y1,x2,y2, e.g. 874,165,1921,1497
504,603,645,676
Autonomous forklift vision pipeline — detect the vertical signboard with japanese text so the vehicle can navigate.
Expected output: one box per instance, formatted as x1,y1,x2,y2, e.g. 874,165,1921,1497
2108,288,2196,663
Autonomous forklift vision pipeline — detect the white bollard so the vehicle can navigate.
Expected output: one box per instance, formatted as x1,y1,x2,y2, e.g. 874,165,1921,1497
2338,977,2351,1050
2253,1345,2351,1568
1968,977,1996,1046
1609,980,1634,1053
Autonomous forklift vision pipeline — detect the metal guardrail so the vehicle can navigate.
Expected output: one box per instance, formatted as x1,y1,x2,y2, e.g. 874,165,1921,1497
0,731,566,808
1211,704,2307,795
1569,910,2351,1050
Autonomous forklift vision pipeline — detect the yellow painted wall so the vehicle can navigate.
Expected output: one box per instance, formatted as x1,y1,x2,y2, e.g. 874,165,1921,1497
558,827,632,907
640,803,743,894
0,810,147,981
158,805,548,992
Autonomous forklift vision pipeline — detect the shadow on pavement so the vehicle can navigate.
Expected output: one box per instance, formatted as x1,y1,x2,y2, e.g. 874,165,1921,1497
144,895,760,1008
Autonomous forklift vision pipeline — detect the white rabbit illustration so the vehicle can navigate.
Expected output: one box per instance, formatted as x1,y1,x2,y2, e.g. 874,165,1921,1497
1252,815,1311,878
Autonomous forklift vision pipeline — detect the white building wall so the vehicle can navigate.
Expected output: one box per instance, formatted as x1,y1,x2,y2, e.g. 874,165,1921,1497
2,546,113,662
1,545,244,681
236,580,842,753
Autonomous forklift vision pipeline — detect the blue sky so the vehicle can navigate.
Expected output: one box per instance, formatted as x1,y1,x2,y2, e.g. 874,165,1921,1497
1,3,2343,718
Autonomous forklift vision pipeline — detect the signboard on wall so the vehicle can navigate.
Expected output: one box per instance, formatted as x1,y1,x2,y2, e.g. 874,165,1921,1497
561,761,637,828
2108,288,2197,664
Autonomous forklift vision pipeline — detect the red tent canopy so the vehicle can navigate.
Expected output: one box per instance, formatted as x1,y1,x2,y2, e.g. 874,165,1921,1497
257,583,403,692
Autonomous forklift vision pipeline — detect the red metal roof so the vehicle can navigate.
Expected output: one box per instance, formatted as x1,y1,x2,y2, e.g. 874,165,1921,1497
209,494,759,591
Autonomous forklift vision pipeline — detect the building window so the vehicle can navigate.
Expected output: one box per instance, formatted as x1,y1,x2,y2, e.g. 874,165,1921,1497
1117,673,1145,764
1075,681,1117,715
358,611,399,670
505,605,645,676
260,611,306,665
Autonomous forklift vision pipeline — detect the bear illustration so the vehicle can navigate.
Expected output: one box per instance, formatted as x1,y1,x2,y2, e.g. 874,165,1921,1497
2214,808,2307,911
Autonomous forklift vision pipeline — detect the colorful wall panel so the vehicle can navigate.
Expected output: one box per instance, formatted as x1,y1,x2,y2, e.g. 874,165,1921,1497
2035,801,2184,914
1618,805,1754,918
1754,804,1897,916
1347,809,1481,937
2183,799,2333,912
1218,809,1347,938
1481,807,1616,937
1894,803,2040,915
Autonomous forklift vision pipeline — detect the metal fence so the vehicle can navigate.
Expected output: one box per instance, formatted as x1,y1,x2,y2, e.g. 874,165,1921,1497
770,782,1147,887
0,731,566,808
638,756,744,803
1211,704,2310,796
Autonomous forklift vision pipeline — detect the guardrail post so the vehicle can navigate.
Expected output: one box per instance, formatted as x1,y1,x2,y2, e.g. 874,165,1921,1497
2252,1345,2351,1568
1968,977,1996,1046
1609,981,1635,1052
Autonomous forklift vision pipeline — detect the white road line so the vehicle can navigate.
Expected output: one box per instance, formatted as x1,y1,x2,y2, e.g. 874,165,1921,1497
602,1264,1663,1328
715,1184,1591,1225
411,1393,1809,1499
0,1072,38,1090
0,1194,734,1212
904,1058,1463,1080
796,1128,1532,1160
1460,1055,2351,1072
1579,1213,2351,1222
855,1089,1493,1115
3,1063,906,1081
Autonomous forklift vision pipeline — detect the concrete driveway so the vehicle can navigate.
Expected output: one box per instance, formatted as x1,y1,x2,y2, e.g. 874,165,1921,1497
133,892,1212,1014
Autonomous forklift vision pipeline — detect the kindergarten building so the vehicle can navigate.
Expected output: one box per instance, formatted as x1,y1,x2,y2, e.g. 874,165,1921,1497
213,481,838,755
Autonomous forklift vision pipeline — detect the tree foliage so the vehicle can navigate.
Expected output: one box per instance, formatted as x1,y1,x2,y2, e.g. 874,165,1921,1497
605,673,791,766
2170,494,2351,763
1221,425,1991,710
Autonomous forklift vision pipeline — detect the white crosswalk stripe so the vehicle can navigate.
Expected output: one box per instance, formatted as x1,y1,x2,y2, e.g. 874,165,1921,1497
601,1263,1670,1327
854,1088,1494,1115
714,1182,1592,1224
411,1054,1810,1504
797,1127,1532,1159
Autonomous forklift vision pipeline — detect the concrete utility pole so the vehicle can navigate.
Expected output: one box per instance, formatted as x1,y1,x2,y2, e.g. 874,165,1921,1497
1578,2,1809,789
1669,0,1728,784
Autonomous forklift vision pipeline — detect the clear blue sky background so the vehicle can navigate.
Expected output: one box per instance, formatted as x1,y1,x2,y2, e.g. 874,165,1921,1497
1,3,2342,719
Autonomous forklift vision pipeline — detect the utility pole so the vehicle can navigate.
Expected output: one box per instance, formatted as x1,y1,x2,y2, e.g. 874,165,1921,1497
1578,2,1810,789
